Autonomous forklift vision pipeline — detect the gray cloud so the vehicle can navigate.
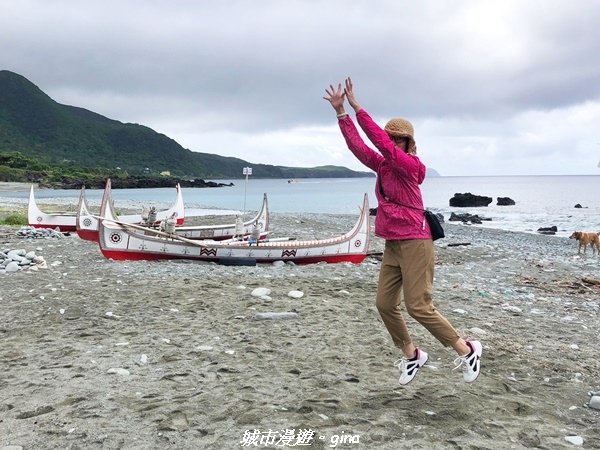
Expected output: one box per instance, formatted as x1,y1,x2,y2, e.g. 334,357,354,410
1,0,599,175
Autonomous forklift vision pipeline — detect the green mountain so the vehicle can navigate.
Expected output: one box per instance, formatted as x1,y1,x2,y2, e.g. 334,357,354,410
0,70,372,179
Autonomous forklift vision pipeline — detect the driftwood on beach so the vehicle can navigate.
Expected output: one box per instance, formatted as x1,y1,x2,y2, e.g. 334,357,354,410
582,277,600,286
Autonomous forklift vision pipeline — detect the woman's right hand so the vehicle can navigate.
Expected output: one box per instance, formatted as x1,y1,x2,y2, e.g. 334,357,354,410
344,77,361,112
323,83,346,115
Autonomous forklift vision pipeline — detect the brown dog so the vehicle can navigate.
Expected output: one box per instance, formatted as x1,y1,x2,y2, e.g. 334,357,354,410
569,231,600,255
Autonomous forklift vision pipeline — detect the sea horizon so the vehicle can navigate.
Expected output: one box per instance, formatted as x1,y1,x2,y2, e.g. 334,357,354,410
1,174,598,238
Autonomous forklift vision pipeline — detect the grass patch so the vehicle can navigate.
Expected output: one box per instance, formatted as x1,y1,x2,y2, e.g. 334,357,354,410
0,213,27,225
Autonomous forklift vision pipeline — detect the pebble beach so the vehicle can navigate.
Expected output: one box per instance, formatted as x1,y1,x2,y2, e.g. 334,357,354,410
1,190,600,449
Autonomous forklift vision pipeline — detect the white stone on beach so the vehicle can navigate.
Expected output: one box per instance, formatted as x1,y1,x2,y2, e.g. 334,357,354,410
564,435,583,446
288,290,304,298
251,287,271,297
588,396,600,410
139,354,148,365
469,327,487,335
107,368,130,376
253,312,298,320
569,344,579,350
195,345,214,352
59,309,65,315
272,260,286,268
338,290,350,295
453,308,467,314
7,249,26,259
5,261,20,272
503,305,522,314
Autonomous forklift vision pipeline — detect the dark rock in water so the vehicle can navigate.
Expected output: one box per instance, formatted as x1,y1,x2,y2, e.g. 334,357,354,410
537,226,558,235
497,197,516,206
574,203,587,209
449,212,492,224
449,193,493,207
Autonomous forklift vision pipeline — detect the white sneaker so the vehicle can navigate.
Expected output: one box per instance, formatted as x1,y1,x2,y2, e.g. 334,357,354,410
453,340,482,383
394,348,428,385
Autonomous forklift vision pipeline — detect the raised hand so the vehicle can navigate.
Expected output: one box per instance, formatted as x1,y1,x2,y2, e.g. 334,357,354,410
323,83,346,115
344,77,361,112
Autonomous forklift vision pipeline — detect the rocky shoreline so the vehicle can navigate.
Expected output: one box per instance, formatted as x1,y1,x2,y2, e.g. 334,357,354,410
26,178,234,190
1,212,600,449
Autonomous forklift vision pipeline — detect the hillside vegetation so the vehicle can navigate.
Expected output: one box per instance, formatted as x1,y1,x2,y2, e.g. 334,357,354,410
0,70,373,181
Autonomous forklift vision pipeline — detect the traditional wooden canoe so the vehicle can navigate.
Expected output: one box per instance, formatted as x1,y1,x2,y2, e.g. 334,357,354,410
29,180,184,234
98,194,371,265
76,179,185,241
81,179,269,242
28,185,77,232
171,193,269,241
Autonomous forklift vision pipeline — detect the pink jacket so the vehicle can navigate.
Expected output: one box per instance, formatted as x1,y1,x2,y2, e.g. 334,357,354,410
339,109,432,241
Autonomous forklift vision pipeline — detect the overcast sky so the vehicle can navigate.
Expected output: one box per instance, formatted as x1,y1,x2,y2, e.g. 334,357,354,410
2,0,600,176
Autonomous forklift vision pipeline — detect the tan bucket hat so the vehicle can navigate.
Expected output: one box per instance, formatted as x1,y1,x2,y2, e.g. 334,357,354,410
384,117,414,139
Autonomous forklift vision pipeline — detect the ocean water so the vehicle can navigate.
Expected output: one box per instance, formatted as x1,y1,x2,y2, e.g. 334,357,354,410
3,175,599,238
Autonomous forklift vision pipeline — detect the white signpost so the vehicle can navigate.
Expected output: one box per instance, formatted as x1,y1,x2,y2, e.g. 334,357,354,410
242,167,252,214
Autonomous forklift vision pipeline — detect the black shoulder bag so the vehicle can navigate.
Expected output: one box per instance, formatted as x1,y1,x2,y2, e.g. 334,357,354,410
377,176,445,241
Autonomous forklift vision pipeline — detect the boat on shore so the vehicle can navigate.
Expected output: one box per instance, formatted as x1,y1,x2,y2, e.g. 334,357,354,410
77,179,269,242
75,179,184,241
171,194,269,241
28,185,78,232
29,180,185,234
98,194,371,265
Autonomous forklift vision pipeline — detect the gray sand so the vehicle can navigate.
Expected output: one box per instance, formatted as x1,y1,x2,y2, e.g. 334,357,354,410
1,211,600,449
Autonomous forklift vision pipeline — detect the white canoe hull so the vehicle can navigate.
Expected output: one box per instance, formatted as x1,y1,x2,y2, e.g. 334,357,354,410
98,194,370,265
28,185,77,231
76,179,185,241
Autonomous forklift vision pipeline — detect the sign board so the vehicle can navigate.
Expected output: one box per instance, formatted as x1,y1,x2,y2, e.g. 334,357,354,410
243,167,252,175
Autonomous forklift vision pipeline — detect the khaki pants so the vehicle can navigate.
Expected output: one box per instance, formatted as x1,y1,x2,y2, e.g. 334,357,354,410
376,239,459,348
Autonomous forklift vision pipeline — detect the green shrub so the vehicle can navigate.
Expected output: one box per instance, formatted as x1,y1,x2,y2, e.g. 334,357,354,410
1,213,27,225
